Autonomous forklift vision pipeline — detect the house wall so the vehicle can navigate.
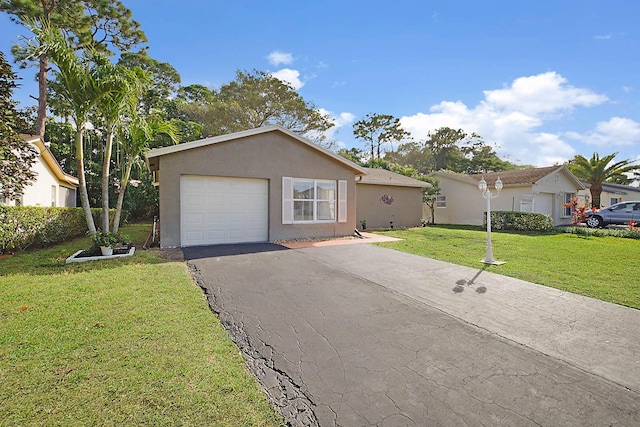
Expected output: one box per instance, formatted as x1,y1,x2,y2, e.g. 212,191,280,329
534,172,582,225
156,132,358,247
356,184,422,229
435,173,580,226
432,176,485,225
17,152,75,207
578,188,640,208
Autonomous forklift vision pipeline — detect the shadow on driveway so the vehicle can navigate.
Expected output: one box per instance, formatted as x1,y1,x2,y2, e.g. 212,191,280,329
182,243,288,260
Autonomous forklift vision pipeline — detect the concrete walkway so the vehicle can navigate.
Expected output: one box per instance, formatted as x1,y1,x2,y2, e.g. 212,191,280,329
185,243,640,426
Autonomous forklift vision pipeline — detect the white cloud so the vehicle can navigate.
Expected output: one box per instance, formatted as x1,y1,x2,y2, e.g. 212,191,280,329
400,72,611,166
566,117,640,147
482,72,608,116
267,50,294,66
594,34,612,40
271,68,304,90
317,108,356,147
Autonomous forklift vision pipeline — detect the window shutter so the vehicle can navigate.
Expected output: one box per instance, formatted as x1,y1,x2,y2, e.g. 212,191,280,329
338,180,347,223
282,177,293,224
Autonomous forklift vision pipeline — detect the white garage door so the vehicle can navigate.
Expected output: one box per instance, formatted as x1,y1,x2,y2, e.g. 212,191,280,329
180,175,268,246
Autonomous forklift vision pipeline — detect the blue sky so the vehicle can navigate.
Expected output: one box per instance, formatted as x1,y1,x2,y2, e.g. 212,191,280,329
2,1,639,167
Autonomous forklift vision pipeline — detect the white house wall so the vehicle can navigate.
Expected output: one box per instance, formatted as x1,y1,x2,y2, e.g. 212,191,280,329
18,148,76,207
435,172,579,226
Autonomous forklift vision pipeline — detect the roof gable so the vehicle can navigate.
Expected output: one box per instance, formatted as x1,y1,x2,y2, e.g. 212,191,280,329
358,168,429,188
431,166,585,189
20,134,79,188
145,125,366,175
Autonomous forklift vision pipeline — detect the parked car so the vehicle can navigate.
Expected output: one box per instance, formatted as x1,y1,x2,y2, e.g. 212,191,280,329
584,201,640,228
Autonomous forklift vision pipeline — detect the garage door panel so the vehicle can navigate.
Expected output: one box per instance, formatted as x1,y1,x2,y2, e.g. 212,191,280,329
181,176,268,246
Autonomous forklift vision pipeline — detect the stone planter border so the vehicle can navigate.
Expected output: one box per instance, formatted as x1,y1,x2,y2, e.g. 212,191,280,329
65,247,136,264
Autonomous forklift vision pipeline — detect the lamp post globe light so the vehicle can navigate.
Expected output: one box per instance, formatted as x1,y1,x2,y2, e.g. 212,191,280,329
478,176,505,265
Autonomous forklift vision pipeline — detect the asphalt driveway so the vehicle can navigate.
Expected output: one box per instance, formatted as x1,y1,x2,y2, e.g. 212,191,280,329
184,243,640,426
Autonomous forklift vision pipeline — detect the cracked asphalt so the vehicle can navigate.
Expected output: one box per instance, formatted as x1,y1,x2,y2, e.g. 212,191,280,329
184,243,640,426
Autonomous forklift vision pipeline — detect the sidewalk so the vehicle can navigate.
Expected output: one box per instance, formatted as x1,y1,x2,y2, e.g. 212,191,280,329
298,243,640,393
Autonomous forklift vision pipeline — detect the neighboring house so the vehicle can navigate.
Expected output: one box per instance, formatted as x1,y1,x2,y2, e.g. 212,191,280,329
146,125,367,248
0,135,78,207
356,167,428,230
578,181,640,208
429,166,586,226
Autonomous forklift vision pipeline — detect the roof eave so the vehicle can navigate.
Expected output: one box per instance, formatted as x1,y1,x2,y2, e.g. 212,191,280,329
145,125,367,175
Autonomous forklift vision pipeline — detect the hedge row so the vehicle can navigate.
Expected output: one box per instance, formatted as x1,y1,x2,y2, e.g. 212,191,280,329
485,211,554,232
0,207,127,254
561,226,640,240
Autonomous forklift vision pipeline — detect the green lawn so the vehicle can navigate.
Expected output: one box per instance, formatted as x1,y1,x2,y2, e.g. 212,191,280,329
375,225,640,309
0,224,283,426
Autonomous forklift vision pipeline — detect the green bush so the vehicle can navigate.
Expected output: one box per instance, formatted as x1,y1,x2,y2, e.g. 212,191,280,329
0,207,128,253
485,211,554,232
561,226,640,240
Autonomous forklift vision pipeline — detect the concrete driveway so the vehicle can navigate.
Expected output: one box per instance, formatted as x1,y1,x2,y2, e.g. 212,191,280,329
184,243,640,426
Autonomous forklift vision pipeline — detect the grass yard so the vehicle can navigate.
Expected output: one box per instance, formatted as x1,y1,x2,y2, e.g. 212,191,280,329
375,225,640,309
0,223,283,426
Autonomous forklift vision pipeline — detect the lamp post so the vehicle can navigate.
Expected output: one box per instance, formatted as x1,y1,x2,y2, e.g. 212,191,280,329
478,176,505,265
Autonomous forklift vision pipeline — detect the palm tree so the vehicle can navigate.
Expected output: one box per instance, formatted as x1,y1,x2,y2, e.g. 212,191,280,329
36,24,124,232
112,115,178,233
95,65,147,232
567,152,639,208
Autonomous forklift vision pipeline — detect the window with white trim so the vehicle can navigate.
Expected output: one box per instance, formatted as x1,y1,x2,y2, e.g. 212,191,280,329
435,195,446,208
520,195,534,213
610,197,620,205
563,192,576,217
283,178,346,224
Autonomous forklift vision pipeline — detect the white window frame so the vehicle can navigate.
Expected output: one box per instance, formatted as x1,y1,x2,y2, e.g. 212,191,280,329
282,177,346,224
435,195,446,208
520,195,534,213
562,192,576,218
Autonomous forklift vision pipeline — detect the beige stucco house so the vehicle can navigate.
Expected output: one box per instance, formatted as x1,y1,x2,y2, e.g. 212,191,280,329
146,125,369,248
429,166,586,226
1,135,78,207
578,182,640,208
356,168,427,229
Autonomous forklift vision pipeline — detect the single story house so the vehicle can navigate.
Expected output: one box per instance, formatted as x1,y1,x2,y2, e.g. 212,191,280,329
578,181,640,208
146,125,369,247
356,167,428,229
1,135,78,207
429,166,586,226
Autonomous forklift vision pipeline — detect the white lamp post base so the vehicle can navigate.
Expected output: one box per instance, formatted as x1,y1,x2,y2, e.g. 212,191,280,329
480,259,506,265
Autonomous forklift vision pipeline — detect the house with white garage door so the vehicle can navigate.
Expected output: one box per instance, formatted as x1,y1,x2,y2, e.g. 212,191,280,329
429,166,586,226
145,125,367,248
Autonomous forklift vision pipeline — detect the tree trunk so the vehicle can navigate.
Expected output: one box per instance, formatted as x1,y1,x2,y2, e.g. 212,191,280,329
112,160,133,234
35,53,48,136
101,131,114,231
75,128,96,233
590,184,603,209
430,205,435,224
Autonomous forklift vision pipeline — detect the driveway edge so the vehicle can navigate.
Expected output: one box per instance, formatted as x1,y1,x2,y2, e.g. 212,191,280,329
188,264,319,427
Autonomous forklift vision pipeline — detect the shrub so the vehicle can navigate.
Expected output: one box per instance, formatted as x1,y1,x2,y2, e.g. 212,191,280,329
561,226,640,240
485,211,554,232
0,207,128,254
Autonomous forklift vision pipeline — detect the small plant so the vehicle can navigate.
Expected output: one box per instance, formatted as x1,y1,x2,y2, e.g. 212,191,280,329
562,197,588,225
89,230,130,248
360,220,367,230
627,220,638,231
